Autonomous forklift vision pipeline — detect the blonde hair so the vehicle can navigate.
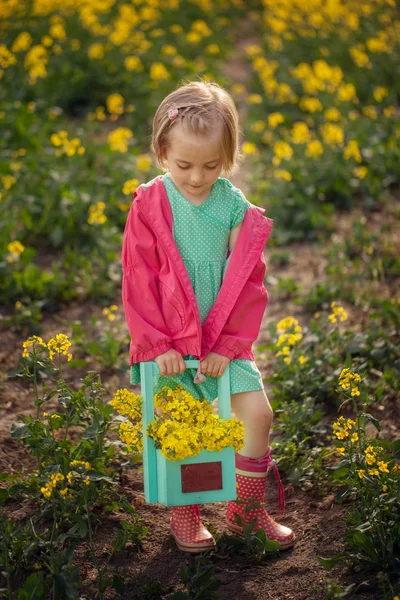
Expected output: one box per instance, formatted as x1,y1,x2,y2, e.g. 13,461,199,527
151,80,242,175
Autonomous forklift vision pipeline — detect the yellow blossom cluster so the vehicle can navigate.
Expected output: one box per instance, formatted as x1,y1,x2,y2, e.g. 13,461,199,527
2,174,16,190
102,304,118,321
149,386,245,460
328,301,348,324
24,44,50,84
357,445,392,479
136,154,152,171
242,142,258,156
123,178,139,196
343,140,362,163
110,385,244,462
50,130,85,157
7,240,25,263
274,317,304,365
88,201,107,225
106,93,124,119
333,415,357,440
22,335,47,357
338,367,361,397
40,472,65,498
110,388,142,421
47,333,73,362
108,127,133,152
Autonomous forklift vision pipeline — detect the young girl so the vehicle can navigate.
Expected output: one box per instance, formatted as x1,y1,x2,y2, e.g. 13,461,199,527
121,80,295,553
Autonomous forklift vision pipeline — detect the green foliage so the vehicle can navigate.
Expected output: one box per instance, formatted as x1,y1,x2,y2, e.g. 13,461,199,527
168,557,221,600
317,374,400,598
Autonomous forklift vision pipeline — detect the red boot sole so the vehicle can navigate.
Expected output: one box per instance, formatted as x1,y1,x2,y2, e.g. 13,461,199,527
171,528,216,554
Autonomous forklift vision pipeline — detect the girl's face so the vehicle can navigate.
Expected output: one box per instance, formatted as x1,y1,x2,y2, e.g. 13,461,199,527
162,122,223,202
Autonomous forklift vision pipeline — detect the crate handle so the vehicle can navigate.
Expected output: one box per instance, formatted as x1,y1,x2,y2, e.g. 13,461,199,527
139,360,231,503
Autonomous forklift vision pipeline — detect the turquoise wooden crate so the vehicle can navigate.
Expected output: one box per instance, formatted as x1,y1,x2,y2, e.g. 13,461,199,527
139,359,237,506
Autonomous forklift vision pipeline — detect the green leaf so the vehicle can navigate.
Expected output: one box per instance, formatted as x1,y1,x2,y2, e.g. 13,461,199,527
10,422,29,439
363,413,381,432
112,574,125,594
392,439,400,456
17,572,47,600
87,470,116,484
316,553,349,570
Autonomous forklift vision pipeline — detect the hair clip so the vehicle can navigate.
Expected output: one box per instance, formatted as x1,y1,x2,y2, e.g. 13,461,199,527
168,106,179,121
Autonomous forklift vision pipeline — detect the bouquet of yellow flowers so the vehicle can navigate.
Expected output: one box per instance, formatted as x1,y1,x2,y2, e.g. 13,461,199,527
110,385,244,461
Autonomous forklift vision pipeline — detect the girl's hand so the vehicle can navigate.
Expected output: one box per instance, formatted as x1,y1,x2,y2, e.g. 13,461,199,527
200,352,231,378
154,349,186,376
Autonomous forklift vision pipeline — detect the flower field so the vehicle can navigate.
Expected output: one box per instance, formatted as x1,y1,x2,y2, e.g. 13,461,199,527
0,1,399,599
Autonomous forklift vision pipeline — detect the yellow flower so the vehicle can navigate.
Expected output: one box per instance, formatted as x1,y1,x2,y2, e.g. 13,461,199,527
365,453,376,466
248,94,263,104
299,97,323,113
47,333,73,361
251,120,266,133
350,433,359,443
277,317,299,332
337,447,345,455
123,179,139,195
299,355,307,365
324,108,341,121
7,240,25,263
12,32,32,53
206,44,219,55
291,122,310,144
373,87,388,103
88,201,107,225
337,83,357,102
231,83,245,94
320,123,344,146
368,468,379,476
242,142,258,156
22,335,46,357
2,175,16,190
272,141,293,166
353,166,368,179
382,485,388,492
377,461,389,474
137,154,152,171
268,112,284,128
125,56,144,72
305,140,324,158
274,170,292,181
356,469,365,479
106,93,124,116
88,43,104,60
150,62,169,81
108,128,133,153
363,106,377,120
344,140,362,163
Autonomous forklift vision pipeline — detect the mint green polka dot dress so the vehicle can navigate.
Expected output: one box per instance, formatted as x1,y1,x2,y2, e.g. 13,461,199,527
130,172,264,402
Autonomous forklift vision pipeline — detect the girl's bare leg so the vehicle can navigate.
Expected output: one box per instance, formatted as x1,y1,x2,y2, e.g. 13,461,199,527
230,388,273,458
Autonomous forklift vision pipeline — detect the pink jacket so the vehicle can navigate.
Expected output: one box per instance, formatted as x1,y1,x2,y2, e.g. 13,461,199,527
121,176,273,366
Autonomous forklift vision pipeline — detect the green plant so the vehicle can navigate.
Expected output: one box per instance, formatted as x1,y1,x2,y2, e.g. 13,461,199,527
216,500,280,560
318,366,400,597
168,557,221,600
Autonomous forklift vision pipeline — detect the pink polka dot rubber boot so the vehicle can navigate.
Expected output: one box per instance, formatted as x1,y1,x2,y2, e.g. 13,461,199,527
170,504,216,553
226,448,295,550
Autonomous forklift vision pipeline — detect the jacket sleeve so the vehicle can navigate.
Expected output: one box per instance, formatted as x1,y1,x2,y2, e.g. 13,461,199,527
121,199,173,364
210,251,268,360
